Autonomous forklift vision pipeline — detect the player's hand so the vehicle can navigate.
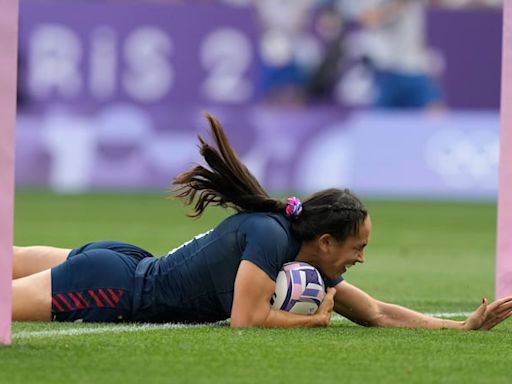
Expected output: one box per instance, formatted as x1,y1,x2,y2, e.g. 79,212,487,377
313,288,336,327
462,296,512,330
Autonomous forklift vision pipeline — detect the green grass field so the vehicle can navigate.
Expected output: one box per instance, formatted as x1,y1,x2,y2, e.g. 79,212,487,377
2,190,512,384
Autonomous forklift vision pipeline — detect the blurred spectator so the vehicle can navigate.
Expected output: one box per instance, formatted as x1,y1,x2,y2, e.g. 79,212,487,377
338,0,444,110
252,0,320,106
305,2,346,103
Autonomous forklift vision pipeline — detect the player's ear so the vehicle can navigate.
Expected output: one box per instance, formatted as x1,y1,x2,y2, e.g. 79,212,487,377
317,234,333,252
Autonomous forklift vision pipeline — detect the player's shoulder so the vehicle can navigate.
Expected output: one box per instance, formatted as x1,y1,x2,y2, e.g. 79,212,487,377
218,211,287,234
240,212,287,228
237,212,292,242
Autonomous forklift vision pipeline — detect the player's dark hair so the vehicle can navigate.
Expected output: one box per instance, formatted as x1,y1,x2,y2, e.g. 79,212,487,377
172,113,368,242
290,188,367,242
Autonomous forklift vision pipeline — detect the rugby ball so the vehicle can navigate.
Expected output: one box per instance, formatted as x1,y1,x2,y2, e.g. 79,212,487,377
271,262,326,315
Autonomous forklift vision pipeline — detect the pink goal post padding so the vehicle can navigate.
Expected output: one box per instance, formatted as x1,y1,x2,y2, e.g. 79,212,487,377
0,0,19,345
496,1,512,299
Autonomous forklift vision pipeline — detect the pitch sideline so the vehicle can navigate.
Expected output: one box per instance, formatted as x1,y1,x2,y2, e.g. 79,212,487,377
12,312,472,340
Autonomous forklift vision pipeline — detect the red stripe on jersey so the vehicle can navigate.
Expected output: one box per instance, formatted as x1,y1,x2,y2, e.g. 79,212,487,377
52,297,65,312
68,292,85,309
57,293,74,310
76,292,89,307
98,289,115,307
107,288,120,304
88,289,104,308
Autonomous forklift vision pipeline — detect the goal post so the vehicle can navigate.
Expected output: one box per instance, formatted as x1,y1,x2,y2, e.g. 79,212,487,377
0,0,19,345
496,1,512,299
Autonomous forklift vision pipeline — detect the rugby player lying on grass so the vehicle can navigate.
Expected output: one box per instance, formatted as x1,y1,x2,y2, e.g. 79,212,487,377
12,114,512,330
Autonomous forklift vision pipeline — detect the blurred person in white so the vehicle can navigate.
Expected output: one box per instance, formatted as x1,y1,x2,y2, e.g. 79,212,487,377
338,0,444,110
252,0,320,105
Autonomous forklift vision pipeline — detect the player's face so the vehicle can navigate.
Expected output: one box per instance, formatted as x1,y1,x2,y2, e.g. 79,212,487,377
320,215,372,280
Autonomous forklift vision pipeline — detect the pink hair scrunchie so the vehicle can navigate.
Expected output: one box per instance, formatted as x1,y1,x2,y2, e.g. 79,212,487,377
285,196,303,219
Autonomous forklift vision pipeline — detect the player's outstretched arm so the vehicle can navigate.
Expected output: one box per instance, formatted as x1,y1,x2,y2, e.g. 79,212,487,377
230,260,336,328
333,281,512,331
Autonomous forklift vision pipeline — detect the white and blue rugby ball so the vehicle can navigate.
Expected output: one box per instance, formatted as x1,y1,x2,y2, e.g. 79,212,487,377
271,262,326,315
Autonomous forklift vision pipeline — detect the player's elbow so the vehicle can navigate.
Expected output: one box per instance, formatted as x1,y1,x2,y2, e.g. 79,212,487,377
230,316,250,328
230,307,272,328
230,316,263,328
230,311,265,328
230,321,252,328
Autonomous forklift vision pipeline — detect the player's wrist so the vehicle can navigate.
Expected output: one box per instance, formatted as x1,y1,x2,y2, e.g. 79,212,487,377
441,318,465,330
311,312,331,327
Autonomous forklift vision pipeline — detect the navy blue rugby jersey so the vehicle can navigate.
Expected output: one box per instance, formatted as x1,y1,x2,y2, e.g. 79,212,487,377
132,212,344,323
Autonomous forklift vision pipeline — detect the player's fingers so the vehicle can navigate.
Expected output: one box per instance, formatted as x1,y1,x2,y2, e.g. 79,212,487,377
493,302,512,317
497,298,512,310
482,309,512,330
487,296,512,310
463,299,487,330
496,295,512,304
318,288,335,312
486,303,512,323
325,287,336,298
473,298,487,318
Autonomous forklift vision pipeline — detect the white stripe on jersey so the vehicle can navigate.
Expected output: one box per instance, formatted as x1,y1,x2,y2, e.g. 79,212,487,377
167,229,213,256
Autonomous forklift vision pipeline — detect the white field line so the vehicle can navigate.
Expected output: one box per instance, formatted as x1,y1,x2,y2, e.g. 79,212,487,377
13,322,226,340
12,312,471,340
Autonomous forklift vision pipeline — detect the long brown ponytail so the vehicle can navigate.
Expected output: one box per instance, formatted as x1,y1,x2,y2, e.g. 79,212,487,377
173,113,368,242
172,113,285,217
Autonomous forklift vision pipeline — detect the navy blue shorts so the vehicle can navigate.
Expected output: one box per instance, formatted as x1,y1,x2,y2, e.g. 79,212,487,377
51,241,153,322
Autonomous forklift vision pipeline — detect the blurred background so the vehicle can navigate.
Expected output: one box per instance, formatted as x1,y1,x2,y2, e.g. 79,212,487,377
15,0,502,199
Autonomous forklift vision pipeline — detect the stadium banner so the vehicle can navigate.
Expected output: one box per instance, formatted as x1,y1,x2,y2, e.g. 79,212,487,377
17,2,501,110
0,0,19,345
15,106,499,198
496,1,512,299
17,1,260,108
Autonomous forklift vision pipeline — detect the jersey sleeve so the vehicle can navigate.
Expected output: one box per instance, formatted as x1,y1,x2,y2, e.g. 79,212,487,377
323,274,344,287
239,216,291,282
